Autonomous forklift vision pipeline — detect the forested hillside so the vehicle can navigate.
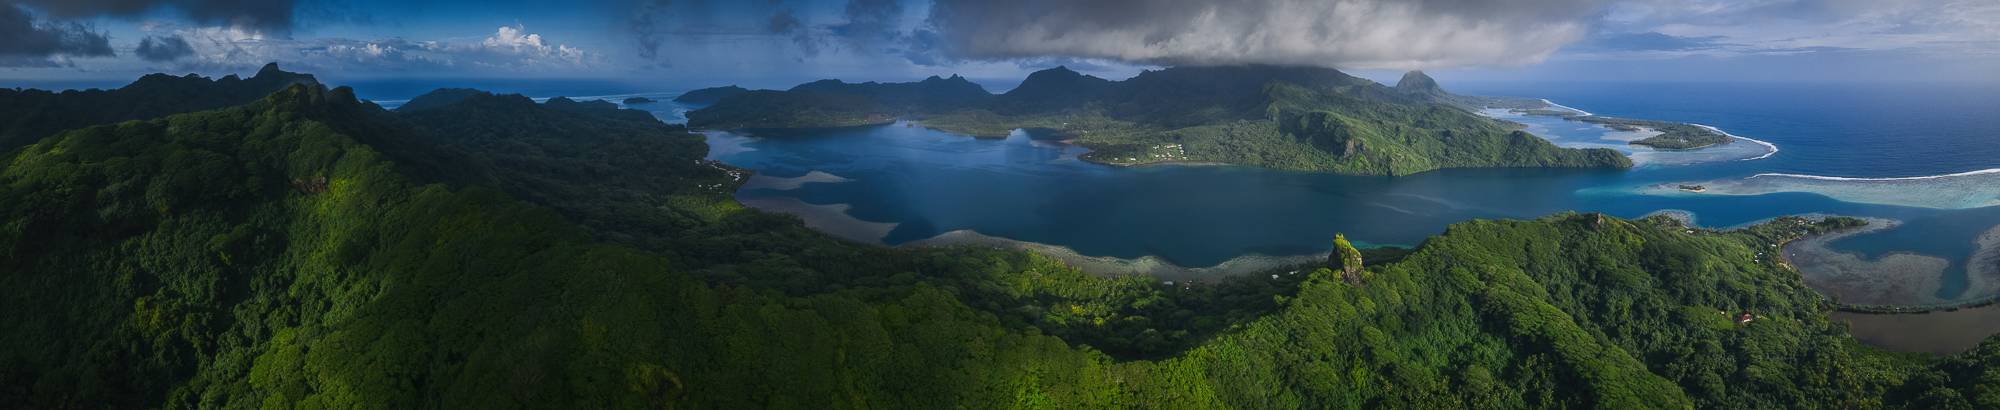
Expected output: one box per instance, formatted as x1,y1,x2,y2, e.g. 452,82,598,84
1,77,1997,408
687,65,1631,175
0,63,319,153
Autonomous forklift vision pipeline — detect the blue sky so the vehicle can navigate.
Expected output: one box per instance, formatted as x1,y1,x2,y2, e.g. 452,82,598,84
2,0,1996,87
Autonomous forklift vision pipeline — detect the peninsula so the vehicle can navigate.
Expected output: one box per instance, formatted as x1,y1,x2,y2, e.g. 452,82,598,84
687,66,1631,176
1498,100,1735,149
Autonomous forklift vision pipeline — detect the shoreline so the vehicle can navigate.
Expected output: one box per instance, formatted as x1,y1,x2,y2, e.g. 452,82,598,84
1488,98,1779,163
1650,167,2000,210
1974,224,2000,299
1830,224,2000,355
734,195,1327,280
1689,124,1779,160
1782,217,1960,306
736,196,898,243
1750,167,2000,182
740,170,853,191
1539,98,1594,116
900,230,1326,281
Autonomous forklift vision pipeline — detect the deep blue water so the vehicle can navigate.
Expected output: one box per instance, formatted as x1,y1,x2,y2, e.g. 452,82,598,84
1452,82,2000,177
343,79,1999,301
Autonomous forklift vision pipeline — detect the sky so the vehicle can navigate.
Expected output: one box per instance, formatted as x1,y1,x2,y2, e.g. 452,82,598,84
2,0,1996,89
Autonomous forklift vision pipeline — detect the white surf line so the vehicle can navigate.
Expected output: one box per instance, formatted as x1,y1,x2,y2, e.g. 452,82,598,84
1749,167,2000,181
1690,124,1779,160
1539,99,1594,116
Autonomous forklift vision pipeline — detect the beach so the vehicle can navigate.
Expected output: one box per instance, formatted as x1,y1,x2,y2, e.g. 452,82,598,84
737,196,898,243
740,170,853,190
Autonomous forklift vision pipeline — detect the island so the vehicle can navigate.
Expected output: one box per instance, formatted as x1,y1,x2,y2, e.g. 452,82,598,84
623,96,655,104
1489,97,1733,150
1582,117,1734,149
671,85,750,104
687,66,1631,176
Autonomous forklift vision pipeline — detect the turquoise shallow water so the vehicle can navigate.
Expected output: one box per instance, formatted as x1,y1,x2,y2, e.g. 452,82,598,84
355,81,2000,301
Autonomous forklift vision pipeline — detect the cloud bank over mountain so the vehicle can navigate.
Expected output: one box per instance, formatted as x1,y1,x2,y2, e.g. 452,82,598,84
0,0,1995,83
923,0,1601,69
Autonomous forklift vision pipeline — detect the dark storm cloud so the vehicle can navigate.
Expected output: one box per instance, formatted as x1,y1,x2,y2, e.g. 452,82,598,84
831,0,899,44
0,2,114,65
135,34,195,61
629,0,670,60
627,0,917,63
924,0,1605,69
767,7,819,56
10,0,298,33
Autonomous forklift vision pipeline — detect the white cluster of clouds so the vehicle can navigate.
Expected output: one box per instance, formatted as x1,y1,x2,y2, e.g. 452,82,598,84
133,24,596,74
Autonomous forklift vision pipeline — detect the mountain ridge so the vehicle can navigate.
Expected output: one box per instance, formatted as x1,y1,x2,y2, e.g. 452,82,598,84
0,63,319,152
688,65,1630,175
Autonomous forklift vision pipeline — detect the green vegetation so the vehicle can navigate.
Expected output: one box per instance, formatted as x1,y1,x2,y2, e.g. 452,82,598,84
1456,95,1734,150
673,85,750,104
1578,116,1734,149
689,66,1631,175
686,89,896,129
3,73,2000,408
392,87,487,112
0,63,318,152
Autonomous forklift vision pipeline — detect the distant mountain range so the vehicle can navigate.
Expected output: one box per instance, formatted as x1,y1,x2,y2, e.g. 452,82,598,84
686,65,1631,175
0,63,319,152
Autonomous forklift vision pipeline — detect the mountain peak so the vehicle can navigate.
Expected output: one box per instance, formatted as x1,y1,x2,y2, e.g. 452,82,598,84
1025,66,1086,80
397,88,494,112
674,85,751,104
1396,70,1443,96
259,84,365,115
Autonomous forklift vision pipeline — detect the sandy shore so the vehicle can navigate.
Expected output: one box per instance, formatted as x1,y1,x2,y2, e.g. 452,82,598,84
737,197,897,243
737,195,1323,279
1650,168,2000,210
1973,224,2000,297
902,230,1325,281
740,170,852,191
1784,218,1959,306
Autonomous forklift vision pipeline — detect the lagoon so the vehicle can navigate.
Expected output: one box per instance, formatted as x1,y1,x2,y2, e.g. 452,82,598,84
367,81,2000,305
